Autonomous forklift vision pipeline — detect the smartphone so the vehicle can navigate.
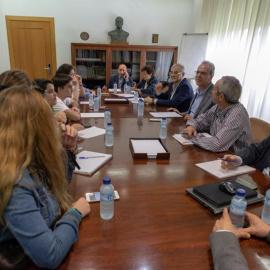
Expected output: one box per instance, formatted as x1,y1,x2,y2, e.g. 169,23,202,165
85,190,120,202
82,122,91,128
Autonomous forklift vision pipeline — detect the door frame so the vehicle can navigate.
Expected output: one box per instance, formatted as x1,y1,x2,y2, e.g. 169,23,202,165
5,15,57,77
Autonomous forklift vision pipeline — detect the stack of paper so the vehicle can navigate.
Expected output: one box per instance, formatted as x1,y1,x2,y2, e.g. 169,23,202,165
108,89,122,93
74,150,112,175
78,126,105,139
81,113,104,118
173,134,194,145
150,112,182,118
195,160,256,179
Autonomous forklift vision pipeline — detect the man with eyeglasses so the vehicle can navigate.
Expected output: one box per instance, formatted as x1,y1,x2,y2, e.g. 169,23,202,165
102,63,133,91
144,63,193,112
182,76,252,152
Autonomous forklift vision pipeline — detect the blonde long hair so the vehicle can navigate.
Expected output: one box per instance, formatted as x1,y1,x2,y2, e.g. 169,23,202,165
0,86,71,225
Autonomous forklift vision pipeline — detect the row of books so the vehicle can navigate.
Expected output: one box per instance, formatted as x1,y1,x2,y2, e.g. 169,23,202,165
76,50,106,61
112,51,141,63
76,65,105,79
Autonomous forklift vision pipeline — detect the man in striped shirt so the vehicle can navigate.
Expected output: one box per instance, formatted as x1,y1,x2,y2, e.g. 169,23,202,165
182,76,252,152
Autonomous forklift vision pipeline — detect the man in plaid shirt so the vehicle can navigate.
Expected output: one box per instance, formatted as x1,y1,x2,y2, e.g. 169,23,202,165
182,76,252,152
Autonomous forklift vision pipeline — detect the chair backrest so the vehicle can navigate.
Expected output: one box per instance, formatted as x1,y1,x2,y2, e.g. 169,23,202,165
250,117,270,143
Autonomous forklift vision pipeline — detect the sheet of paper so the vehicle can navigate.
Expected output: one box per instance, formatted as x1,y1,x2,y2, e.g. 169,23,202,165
116,93,134,98
195,160,256,179
108,89,122,93
173,134,194,145
130,99,138,104
131,139,167,154
80,101,89,104
78,126,105,139
74,150,112,175
81,113,105,118
149,112,183,118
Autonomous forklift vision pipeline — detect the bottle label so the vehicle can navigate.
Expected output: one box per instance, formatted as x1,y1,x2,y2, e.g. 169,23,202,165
100,192,114,202
230,204,246,216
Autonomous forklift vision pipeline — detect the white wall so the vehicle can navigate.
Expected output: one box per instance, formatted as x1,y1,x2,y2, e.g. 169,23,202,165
0,0,202,73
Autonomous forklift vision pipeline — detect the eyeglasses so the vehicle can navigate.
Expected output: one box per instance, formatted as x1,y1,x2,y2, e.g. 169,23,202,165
195,71,210,76
169,71,182,76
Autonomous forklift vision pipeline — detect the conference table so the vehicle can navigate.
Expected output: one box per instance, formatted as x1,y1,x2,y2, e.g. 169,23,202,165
34,94,270,269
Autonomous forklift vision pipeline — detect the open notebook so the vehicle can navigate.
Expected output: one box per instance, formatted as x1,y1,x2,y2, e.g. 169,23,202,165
74,150,112,175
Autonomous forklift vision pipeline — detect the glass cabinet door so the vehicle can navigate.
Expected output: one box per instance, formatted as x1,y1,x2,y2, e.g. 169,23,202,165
146,51,174,81
111,50,141,84
75,49,106,89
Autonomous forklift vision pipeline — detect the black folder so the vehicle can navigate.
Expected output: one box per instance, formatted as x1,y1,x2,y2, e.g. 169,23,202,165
193,180,258,207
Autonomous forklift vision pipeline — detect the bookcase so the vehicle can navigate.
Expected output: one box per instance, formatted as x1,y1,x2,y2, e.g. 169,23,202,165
71,43,178,89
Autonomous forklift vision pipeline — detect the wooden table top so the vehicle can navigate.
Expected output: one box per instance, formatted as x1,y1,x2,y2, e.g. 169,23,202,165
35,96,270,269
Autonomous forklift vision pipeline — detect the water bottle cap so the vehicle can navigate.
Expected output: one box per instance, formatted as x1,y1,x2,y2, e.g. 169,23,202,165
236,188,246,196
105,107,109,111
162,117,166,120
139,98,143,101
103,177,111,184
107,122,112,126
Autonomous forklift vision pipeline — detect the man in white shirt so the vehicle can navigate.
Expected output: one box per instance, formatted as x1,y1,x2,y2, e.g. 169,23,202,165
52,74,81,121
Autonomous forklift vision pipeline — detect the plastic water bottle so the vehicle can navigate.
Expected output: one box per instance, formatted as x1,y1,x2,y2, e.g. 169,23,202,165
100,177,114,220
261,189,270,224
126,85,131,94
104,108,111,128
229,189,247,229
105,122,114,147
97,86,101,99
124,83,127,93
159,117,167,139
88,91,94,109
113,83,117,94
134,90,138,103
138,98,144,116
94,95,99,112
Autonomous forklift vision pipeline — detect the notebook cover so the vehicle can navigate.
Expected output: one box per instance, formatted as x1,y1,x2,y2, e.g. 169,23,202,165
193,180,258,207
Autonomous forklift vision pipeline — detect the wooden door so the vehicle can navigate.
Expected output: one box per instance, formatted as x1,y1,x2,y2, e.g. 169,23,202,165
6,16,57,79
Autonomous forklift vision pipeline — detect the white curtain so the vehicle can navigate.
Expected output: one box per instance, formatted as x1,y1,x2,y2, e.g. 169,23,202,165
200,0,270,122
155,52,173,81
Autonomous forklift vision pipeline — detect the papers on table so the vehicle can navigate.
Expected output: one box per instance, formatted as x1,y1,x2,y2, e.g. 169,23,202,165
131,139,167,156
74,150,112,175
81,113,105,118
80,101,89,104
129,99,138,104
108,89,122,93
195,160,256,179
78,126,105,139
173,134,194,145
116,93,134,98
149,112,182,118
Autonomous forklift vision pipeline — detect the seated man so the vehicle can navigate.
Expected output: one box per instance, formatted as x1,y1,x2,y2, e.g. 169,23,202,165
52,74,81,121
134,65,158,98
220,135,270,178
144,63,194,112
103,64,132,91
183,60,215,120
182,76,252,152
210,208,270,270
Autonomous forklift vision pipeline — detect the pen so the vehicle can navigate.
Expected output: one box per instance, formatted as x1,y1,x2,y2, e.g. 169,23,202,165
79,156,105,159
181,132,188,135
218,158,241,165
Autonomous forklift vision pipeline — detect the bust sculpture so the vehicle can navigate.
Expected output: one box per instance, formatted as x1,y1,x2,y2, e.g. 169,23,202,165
108,16,129,42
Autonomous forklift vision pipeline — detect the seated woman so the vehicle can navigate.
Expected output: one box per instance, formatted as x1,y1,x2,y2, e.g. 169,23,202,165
55,63,85,99
0,69,31,89
33,78,67,124
134,65,158,98
0,86,90,269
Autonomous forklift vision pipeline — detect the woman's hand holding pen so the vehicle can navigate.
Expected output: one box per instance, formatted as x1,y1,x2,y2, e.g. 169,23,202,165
181,125,197,138
220,154,242,170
